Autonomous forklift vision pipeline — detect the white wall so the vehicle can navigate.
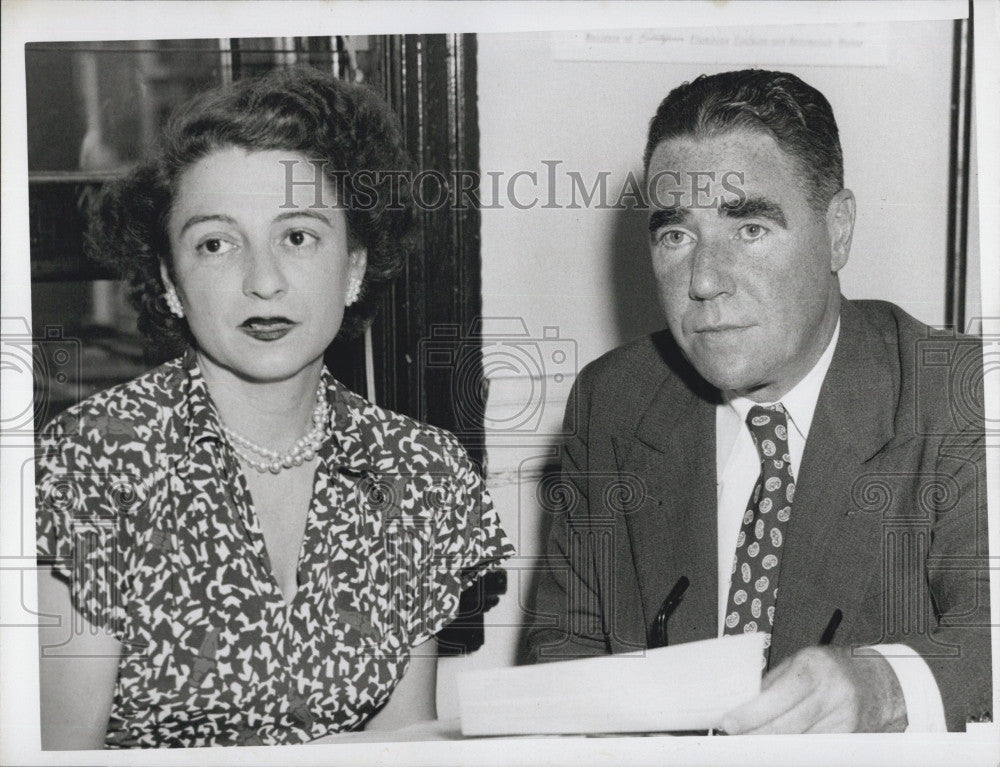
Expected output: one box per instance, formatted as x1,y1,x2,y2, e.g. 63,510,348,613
438,19,963,716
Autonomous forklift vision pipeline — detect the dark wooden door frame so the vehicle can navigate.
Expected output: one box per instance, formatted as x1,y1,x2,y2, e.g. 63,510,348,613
372,33,503,656
369,34,485,459
946,14,974,331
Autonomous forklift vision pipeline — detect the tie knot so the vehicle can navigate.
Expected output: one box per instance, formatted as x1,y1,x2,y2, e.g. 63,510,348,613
745,404,790,461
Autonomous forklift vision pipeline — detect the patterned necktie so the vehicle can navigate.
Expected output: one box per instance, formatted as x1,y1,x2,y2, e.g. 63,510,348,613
723,403,795,669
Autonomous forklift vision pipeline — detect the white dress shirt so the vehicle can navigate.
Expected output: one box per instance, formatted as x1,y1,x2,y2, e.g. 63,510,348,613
714,320,946,731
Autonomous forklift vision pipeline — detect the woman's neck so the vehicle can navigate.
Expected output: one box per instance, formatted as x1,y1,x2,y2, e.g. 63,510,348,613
195,352,325,451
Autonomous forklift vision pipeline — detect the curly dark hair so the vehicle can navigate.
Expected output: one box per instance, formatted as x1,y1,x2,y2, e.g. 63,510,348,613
88,65,416,355
644,69,843,212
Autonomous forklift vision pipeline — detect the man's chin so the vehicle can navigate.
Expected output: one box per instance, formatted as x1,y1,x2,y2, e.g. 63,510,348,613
684,355,760,395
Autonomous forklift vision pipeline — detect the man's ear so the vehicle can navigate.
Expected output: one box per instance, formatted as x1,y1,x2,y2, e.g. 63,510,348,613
825,189,855,273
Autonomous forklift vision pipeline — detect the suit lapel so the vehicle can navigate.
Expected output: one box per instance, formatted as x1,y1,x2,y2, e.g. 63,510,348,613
619,336,720,646
770,299,898,662
614,301,899,657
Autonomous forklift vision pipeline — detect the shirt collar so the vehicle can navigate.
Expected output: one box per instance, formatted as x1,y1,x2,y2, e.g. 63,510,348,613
725,319,840,443
179,350,228,452
178,350,379,473
323,377,381,474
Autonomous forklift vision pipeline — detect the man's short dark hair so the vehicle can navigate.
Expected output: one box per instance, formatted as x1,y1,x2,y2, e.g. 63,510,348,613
643,69,844,211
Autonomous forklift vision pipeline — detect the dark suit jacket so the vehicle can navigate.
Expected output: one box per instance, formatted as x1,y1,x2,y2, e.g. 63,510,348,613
526,298,992,731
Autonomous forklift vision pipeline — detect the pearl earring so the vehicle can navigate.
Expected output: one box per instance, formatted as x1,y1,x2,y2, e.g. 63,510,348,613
345,280,362,307
164,286,185,318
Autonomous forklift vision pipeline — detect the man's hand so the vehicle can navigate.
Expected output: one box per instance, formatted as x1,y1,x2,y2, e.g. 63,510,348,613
718,646,908,734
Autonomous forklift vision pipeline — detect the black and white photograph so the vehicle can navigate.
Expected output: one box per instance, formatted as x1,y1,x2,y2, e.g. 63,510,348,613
1,1,998,765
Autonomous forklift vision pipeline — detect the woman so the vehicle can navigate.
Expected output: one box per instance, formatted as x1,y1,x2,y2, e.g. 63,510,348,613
35,66,513,749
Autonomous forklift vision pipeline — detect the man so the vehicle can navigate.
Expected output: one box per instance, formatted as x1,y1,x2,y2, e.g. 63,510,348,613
526,70,991,733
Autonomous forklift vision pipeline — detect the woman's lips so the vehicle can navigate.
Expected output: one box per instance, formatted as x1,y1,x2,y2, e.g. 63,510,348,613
239,317,299,341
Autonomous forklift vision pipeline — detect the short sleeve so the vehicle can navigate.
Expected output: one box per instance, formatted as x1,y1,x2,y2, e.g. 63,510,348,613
403,446,515,647
35,412,129,637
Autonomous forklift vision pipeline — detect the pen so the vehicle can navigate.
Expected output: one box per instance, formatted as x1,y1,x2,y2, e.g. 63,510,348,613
819,608,843,645
649,575,690,648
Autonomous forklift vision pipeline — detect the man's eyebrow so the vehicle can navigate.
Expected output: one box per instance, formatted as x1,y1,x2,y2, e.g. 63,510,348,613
720,196,788,228
648,207,688,232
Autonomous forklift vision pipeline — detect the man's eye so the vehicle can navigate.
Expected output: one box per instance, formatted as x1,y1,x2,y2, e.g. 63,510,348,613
196,238,235,256
284,230,318,247
659,230,693,248
738,223,768,241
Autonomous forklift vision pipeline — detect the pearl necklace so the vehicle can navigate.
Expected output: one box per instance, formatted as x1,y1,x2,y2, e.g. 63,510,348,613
221,381,330,474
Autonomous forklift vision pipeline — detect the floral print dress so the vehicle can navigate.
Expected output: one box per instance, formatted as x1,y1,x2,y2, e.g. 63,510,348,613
36,354,514,748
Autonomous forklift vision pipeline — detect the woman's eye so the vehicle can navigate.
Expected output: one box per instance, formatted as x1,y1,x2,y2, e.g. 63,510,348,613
196,238,235,256
739,223,768,241
284,230,318,248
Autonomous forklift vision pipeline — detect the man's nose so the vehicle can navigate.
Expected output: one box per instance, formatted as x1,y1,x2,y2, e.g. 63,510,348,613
688,239,735,301
242,244,288,299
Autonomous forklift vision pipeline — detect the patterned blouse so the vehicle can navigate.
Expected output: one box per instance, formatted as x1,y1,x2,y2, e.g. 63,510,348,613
35,353,514,748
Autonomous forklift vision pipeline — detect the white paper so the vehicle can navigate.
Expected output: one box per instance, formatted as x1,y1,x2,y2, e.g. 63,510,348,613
458,633,765,736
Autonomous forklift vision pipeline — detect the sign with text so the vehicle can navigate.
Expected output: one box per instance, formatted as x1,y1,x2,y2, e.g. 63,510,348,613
552,24,890,67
